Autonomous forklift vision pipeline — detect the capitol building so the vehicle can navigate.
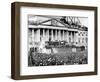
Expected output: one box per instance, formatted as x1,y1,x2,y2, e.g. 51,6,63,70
28,15,88,53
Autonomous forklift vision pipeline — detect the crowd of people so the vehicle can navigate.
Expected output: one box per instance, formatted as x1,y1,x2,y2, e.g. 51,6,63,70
28,50,87,66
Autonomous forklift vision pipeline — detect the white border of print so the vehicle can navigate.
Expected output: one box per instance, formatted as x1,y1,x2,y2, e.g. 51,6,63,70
20,7,94,75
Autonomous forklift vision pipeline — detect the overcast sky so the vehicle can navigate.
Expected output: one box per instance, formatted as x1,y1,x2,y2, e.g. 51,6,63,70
28,15,88,27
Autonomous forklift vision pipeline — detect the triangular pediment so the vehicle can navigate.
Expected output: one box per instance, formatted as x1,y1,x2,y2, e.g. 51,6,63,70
39,18,68,27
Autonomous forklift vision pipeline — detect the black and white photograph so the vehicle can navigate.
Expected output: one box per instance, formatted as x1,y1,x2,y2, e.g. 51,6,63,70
28,15,88,67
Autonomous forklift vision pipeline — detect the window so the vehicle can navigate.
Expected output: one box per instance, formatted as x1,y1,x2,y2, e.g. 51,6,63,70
82,33,84,36
86,33,88,36
82,38,84,43
78,38,80,43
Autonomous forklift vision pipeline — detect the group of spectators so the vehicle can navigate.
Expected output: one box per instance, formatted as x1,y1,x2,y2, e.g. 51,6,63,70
28,49,87,66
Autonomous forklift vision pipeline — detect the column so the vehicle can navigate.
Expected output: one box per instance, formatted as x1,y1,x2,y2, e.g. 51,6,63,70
43,29,45,42
47,29,49,41
73,32,75,43
67,31,69,43
75,32,78,44
63,30,64,40
55,30,57,40
58,30,61,41
32,29,34,46
45,29,48,41
37,29,40,42
57,30,58,41
65,30,67,42
71,31,73,43
35,29,38,42
61,30,63,41
51,29,54,41
75,32,77,44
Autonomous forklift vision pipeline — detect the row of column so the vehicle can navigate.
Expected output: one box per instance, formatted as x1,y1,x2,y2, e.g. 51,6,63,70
31,28,76,43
